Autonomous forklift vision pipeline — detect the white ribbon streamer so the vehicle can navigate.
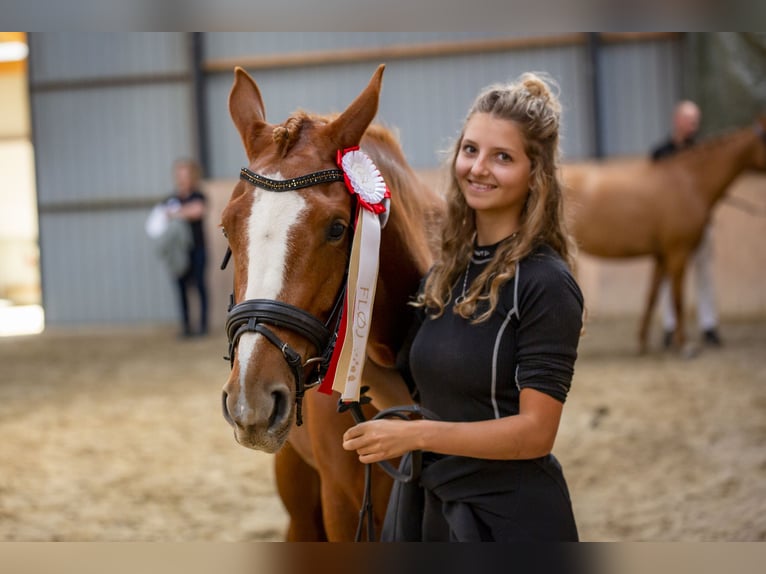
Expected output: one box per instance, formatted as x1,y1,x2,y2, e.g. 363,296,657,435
332,207,382,402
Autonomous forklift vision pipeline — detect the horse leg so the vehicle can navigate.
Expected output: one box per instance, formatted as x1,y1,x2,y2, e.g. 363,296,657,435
667,261,688,351
274,441,326,541
639,258,665,354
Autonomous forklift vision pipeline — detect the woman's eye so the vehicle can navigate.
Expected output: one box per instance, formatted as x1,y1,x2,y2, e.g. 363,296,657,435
498,152,511,162
328,221,347,241
462,144,476,154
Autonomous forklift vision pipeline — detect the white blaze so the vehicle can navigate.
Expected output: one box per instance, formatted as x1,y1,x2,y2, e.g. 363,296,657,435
236,174,307,418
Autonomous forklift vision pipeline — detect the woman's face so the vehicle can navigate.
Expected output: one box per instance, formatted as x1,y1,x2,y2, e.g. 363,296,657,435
454,112,531,222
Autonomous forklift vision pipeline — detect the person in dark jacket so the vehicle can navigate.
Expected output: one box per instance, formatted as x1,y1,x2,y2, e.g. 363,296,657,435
167,158,208,338
343,73,583,541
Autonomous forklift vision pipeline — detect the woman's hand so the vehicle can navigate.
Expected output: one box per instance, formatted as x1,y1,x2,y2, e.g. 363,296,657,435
342,419,419,464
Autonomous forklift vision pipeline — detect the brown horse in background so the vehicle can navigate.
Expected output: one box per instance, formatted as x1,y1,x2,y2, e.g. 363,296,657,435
562,117,766,353
220,65,443,540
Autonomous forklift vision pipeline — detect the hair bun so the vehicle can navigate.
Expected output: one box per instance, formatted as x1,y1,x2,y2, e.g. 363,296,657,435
520,73,552,100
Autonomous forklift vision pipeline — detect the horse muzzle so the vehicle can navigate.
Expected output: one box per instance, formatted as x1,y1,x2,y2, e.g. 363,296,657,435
222,374,293,452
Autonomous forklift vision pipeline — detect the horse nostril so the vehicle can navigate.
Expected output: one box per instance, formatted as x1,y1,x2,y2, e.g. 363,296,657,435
222,391,236,427
268,389,290,430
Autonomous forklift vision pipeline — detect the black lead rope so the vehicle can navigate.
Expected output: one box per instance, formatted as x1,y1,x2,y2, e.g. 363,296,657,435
338,392,438,542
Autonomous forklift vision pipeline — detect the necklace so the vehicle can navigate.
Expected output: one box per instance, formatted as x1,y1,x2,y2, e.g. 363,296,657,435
454,260,471,305
455,231,519,306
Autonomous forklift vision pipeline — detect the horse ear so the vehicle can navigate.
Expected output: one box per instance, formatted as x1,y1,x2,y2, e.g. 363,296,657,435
229,67,269,161
324,64,385,150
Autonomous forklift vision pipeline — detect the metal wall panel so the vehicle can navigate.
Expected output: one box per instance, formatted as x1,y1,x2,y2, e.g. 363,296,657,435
39,210,177,324
598,39,684,157
203,32,539,60
33,84,195,206
29,32,196,326
29,32,189,82
205,44,594,177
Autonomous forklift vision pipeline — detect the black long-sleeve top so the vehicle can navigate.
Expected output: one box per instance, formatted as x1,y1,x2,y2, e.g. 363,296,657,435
409,241,583,423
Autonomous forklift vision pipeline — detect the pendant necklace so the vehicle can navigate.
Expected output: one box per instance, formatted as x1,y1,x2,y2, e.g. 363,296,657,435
454,260,471,305
455,231,518,306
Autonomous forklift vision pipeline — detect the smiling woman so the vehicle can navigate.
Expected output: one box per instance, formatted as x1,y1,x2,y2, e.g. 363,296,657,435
342,72,584,542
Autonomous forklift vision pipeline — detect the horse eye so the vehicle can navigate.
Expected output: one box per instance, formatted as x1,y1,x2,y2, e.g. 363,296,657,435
327,220,347,241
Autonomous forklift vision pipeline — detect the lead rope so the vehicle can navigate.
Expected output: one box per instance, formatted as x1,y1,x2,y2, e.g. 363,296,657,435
339,392,438,542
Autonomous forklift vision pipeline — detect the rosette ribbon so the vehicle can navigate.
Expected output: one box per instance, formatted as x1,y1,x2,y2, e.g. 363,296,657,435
318,147,390,402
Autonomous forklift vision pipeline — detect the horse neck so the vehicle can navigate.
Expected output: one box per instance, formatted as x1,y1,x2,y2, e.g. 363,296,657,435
365,178,438,365
377,172,438,308
363,129,441,294
684,127,760,208
362,135,443,363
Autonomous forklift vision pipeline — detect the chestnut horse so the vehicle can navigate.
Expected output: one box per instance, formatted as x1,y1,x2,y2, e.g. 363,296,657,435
220,65,443,540
561,117,766,352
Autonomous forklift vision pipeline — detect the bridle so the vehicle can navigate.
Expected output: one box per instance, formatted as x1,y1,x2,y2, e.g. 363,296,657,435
222,162,433,542
222,166,351,426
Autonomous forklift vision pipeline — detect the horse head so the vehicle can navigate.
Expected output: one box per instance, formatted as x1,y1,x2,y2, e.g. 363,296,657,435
221,65,385,452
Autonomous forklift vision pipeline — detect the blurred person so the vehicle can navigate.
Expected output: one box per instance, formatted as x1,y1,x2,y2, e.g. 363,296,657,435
651,101,722,348
343,73,583,541
166,158,209,338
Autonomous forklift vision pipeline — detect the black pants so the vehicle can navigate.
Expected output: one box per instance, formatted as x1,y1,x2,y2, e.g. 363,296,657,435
176,247,208,335
382,453,578,542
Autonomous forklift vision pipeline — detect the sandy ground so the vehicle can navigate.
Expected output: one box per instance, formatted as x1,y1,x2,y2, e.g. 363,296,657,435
1,317,765,541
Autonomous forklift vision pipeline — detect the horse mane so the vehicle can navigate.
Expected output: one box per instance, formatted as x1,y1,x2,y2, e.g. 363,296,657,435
273,112,309,157
360,123,444,258
276,111,443,257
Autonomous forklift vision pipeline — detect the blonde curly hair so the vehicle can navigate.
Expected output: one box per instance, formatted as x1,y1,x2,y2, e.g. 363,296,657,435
416,72,576,323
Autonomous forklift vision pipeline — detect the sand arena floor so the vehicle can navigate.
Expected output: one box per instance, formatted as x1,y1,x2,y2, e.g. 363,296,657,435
1,317,764,541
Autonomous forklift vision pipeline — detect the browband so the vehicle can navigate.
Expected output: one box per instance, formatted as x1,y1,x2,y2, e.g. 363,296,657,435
240,167,345,192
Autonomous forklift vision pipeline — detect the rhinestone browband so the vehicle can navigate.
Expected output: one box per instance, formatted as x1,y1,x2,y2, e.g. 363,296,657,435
240,167,346,192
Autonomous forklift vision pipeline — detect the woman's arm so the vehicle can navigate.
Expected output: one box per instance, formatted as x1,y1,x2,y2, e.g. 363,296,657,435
342,387,562,464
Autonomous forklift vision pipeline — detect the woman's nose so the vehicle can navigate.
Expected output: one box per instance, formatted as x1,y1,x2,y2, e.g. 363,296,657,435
470,154,489,176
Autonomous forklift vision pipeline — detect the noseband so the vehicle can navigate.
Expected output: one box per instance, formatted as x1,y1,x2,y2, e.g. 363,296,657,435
222,166,351,426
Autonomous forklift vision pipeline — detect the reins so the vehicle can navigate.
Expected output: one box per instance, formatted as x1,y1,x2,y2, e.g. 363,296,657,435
338,392,438,542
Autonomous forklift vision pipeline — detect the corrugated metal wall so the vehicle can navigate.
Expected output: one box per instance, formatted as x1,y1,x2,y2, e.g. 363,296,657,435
29,33,684,326
598,39,684,156
204,44,595,176
29,32,196,325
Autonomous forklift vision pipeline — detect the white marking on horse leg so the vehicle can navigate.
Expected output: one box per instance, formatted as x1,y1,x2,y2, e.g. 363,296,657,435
235,174,308,416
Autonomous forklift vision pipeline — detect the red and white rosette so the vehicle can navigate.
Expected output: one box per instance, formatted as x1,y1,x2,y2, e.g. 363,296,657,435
318,147,390,402
338,147,390,222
